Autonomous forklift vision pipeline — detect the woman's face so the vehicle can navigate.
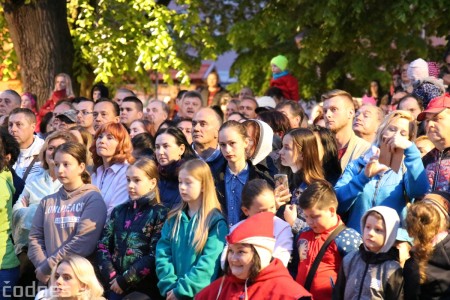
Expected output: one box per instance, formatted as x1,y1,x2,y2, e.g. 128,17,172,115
154,133,185,166
177,121,193,145
381,117,410,141
21,95,32,109
96,131,119,161
46,138,67,169
370,81,379,94
228,243,254,280
219,127,249,164
53,262,84,298
129,121,146,139
279,134,300,170
55,76,67,91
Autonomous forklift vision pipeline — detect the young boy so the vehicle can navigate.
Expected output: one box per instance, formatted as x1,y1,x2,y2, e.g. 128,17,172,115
333,206,404,300
270,55,299,101
296,181,361,300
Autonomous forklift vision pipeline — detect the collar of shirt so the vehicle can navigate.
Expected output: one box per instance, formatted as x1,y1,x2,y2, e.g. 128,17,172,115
192,144,221,162
225,163,249,185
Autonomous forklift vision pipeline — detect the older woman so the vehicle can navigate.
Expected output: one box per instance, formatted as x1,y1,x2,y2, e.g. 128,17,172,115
91,123,134,218
335,110,429,233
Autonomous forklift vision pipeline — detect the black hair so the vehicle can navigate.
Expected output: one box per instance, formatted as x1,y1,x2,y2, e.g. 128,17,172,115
241,179,273,209
40,112,54,134
154,127,196,160
122,96,144,112
95,98,120,116
132,132,154,158
210,105,224,123
0,127,19,166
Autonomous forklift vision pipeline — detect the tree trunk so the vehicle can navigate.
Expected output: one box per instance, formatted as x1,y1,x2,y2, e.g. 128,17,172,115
2,0,75,108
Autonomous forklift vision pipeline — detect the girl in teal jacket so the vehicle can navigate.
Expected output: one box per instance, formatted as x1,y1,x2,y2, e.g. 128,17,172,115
156,159,228,299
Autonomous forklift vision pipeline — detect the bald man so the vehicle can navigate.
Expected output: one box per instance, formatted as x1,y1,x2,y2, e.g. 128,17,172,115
192,107,226,174
0,90,21,124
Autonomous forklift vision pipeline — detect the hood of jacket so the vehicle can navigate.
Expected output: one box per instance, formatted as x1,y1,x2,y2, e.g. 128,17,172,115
57,183,101,201
250,119,273,165
361,206,399,253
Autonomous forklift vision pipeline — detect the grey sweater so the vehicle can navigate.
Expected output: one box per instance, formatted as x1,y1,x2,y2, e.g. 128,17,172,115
28,184,107,279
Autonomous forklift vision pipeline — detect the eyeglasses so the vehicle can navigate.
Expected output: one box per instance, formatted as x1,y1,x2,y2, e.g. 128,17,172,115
75,110,94,116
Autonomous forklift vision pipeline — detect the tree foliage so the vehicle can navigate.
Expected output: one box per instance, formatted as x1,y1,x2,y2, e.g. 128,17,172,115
200,0,450,99
0,0,217,94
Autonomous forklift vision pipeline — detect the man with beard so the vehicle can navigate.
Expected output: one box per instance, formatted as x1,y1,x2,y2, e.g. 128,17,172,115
418,94,450,192
145,100,168,133
322,89,371,171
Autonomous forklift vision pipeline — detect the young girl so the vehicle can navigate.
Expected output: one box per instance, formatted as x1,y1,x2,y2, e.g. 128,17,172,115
97,158,168,300
28,142,107,284
404,192,450,300
91,123,134,218
36,255,105,300
335,110,429,233
216,120,274,226
278,128,325,233
223,179,293,266
196,212,311,299
155,159,228,299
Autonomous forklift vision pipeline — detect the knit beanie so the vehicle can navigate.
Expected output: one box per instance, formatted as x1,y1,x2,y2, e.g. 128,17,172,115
226,212,275,269
407,58,429,83
412,79,445,108
271,55,288,71
361,206,400,253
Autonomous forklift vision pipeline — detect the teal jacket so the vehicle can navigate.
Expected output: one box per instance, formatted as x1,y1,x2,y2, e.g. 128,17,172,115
156,208,228,299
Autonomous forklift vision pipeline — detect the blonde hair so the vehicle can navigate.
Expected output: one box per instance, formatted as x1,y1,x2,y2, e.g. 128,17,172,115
39,131,78,170
406,201,442,284
53,73,75,98
49,255,104,299
375,110,417,145
168,159,222,253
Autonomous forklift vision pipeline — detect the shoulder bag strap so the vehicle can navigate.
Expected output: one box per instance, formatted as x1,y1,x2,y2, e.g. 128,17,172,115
303,224,346,291
22,154,39,182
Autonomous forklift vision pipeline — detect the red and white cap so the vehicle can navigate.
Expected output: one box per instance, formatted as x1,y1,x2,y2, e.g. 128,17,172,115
226,212,276,269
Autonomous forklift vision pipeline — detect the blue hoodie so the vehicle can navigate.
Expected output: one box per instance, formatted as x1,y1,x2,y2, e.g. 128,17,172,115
335,143,429,233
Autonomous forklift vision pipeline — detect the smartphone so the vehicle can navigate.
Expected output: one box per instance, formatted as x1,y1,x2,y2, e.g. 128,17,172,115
274,174,289,190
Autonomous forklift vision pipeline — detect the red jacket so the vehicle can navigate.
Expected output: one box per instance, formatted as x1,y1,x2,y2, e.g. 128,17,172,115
296,218,361,300
38,89,68,118
196,258,312,300
270,73,299,101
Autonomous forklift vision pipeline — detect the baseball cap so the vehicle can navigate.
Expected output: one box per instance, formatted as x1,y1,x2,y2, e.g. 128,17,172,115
417,94,450,121
56,109,77,124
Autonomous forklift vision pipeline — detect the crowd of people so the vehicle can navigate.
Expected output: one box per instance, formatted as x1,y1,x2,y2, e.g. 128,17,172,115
0,52,448,300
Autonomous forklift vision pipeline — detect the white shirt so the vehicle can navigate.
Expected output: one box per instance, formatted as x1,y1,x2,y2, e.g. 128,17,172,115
13,136,45,181
91,162,129,218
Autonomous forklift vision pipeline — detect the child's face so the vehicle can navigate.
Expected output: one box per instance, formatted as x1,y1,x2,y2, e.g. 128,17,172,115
242,190,276,217
303,205,336,234
178,169,202,204
227,243,254,280
271,64,282,74
363,215,386,253
126,166,157,200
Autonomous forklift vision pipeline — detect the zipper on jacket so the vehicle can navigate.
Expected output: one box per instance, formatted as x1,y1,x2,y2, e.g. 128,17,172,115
357,262,370,300
432,151,443,191
371,174,384,207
